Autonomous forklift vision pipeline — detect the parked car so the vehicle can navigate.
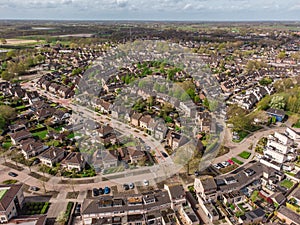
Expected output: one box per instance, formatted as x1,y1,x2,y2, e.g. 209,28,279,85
74,203,81,215
194,171,200,176
217,163,224,168
99,188,104,195
29,186,39,191
143,180,149,186
92,188,99,197
221,161,230,167
123,184,129,190
213,164,221,170
145,146,151,151
161,151,168,158
8,172,18,177
129,183,135,189
227,159,234,165
104,186,110,194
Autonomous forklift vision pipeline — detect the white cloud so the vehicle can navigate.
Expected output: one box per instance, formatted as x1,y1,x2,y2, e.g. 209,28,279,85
0,0,299,20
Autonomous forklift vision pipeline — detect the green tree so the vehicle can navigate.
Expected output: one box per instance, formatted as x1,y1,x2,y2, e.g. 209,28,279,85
277,51,286,60
0,105,16,120
1,71,13,81
0,38,7,44
269,96,286,110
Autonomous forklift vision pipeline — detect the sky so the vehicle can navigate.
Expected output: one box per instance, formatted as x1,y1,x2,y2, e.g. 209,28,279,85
0,0,300,21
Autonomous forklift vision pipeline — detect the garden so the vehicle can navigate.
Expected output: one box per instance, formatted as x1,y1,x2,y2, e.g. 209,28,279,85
238,151,252,159
21,202,50,215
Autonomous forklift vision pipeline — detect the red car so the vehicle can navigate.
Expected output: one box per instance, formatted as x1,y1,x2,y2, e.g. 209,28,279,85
227,159,234,165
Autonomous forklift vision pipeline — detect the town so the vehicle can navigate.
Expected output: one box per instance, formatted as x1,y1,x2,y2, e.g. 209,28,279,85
0,21,300,225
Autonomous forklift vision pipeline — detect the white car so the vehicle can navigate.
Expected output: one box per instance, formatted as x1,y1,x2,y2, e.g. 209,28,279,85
213,164,221,169
143,180,149,186
221,161,230,167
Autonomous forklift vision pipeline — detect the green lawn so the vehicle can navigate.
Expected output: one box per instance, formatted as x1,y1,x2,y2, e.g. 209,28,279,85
67,133,75,139
2,141,12,149
2,179,18,185
231,157,244,165
233,131,249,143
280,179,294,189
32,130,48,139
238,151,252,159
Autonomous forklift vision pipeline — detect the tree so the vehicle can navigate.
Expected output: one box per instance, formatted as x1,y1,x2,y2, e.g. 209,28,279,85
1,71,13,81
269,96,286,110
277,51,286,60
259,77,273,86
0,105,16,120
0,38,7,44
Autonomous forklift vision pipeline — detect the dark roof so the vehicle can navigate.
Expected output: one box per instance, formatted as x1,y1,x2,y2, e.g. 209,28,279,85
82,190,171,215
0,184,23,211
266,108,285,117
278,206,300,223
62,152,84,165
166,184,185,200
39,147,64,161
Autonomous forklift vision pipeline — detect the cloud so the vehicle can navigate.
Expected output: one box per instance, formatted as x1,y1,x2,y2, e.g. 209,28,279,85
0,0,299,20
116,0,129,8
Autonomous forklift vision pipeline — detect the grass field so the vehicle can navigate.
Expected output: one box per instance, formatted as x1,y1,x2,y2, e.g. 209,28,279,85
238,151,251,159
231,157,244,165
280,179,294,189
32,130,48,139
3,39,42,46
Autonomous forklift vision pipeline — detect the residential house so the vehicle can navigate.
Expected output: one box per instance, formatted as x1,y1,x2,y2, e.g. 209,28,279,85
164,184,186,209
52,109,70,123
48,83,60,93
8,124,26,133
39,147,65,167
131,112,142,127
139,115,152,129
9,130,32,145
194,176,218,202
266,108,285,122
34,107,56,121
19,138,45,159
238,208,265,225
81,190,172,224
154,121,168,140
101,150,119,169
222,191,245,205
25,91,40,105
0,184,24,223
127,147,145,164
179,205,200,225
61,152,86,171
166,131,189,150
57,86,72,98
277,206,300,225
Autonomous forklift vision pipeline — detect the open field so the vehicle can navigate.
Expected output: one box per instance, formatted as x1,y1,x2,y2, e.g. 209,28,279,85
2,39,42,46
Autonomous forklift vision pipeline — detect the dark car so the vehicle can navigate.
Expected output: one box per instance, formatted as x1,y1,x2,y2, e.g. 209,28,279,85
29,186,39,191
99,188,104,195
161,151,168,158
123,184,129,190
217,163,224,168
8,172,18,177
74,203,81,215
92,188,99,197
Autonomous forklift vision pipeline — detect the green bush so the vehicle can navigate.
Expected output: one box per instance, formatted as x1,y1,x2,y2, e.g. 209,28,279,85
40,202,50,214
